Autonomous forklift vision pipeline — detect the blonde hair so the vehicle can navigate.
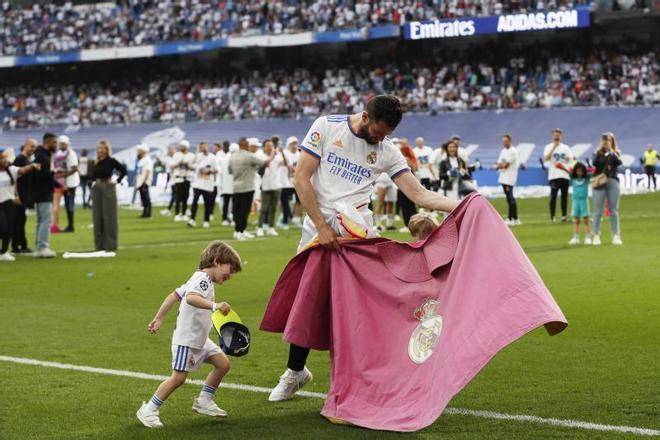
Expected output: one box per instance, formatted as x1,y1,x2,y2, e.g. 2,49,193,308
95,139,112,161
408,213,439,241
199,240,242,273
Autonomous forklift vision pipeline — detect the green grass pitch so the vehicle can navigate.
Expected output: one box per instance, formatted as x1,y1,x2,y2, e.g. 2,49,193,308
0,193,658,439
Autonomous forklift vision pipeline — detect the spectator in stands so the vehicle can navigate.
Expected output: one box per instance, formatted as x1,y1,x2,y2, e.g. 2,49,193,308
591,133,623,246
135,144,153,219
642,143,658,190
497,134,521,226
228,137,268,241
54,135,79,233
11,138,37,254
0,148,40,261
78,148,92,208
544,129,574,222
32,132,57,258
188,142,217,228
257,140,285,237
91,140,127,251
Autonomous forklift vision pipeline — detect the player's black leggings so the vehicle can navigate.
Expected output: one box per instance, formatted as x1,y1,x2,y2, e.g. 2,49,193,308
288,344,310,372
190,188,214,222
175,180,191,215
232,191,254,233
397,190,417,227
280,188,295,224
502,184,518,220
221,194,232,221
645,166,656,189
549,178,569,219
0,200,15,254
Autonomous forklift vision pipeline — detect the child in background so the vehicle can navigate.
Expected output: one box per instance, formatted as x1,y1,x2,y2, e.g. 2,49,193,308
408,212,439,241
136,241,242,428
568,162,593,245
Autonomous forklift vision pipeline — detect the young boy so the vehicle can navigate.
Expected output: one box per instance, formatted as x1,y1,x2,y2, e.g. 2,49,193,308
408,212,439,241
137,240,242,428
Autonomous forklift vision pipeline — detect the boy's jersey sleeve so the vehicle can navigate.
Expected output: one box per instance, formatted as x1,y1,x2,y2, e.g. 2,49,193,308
299,117,326,159
174,283,187,300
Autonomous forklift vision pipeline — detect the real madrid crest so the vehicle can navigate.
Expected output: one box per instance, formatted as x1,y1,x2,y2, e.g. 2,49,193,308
366,151,377,165
408,299,443,364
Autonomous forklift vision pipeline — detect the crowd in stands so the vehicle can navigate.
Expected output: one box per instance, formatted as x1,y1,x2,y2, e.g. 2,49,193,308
1,50,657,129
1,0,601,56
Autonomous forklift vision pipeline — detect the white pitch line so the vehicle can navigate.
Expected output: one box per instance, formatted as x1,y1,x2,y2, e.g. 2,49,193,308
1,355,658,436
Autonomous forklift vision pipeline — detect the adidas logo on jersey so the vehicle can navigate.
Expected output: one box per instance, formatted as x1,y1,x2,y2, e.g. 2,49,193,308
334,139,344,148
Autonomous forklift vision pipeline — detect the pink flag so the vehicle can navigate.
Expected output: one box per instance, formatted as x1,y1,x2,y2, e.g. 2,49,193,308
261,194,567,432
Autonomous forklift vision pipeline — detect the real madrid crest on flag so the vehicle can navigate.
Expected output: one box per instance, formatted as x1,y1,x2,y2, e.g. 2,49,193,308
366,151,377,165
408,299,443,364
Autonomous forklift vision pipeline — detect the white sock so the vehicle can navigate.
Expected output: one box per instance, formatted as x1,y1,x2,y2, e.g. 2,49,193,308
386,215,393,227
146,395,163,411
199,384,217,401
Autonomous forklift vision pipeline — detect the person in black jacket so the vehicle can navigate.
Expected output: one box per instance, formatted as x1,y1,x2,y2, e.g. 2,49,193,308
591,132,623,246
12,138,38,254
437,140,476,200
32,132,58,258
91,140,127,251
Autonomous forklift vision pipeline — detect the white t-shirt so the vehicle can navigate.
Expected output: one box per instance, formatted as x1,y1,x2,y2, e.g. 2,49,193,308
64,149,80,188
79,156,88,176
215,151,225,189
280,149,298,189
414,146,434,180
171,151,196,183
497,147,519,186
543,142,573,180
135,156,153,188
262,153,284,191
192,153,217,192
300,115,409,211
219,153,233,195
0,166,18,203
172,271,215,349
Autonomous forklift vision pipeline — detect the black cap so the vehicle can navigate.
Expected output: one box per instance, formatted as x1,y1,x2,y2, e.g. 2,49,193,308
219,322,251,357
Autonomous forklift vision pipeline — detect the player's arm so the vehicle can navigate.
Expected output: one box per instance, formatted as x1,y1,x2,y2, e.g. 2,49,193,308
185,292,230,314
394,171,459,212
147,291,180,333
543,144,557,162
295,150,339,250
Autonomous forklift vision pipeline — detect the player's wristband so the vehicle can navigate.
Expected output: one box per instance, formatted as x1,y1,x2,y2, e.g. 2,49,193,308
211,303,217,312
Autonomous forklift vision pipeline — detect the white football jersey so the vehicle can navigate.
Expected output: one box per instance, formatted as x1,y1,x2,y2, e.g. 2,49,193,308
219,153,233,194
192,153,217,192
280,149,298,189
300,115,409,212
413,146,434,180
543,142,573,180
172,271,215,349
497,147,519,186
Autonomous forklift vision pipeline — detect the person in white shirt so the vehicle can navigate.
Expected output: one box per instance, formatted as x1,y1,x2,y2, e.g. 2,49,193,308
160,146,177,216
248,138,265,217
268,95,458,403
55,135,80,233
413,137,435,190
0,149,40,261
279,136,299,229
172,140,196,222
135,144,153,219
219,143,237,226
257,140,286,237
136,240,242,428
496,134,521,226
188,142,218,228
543,128,574,222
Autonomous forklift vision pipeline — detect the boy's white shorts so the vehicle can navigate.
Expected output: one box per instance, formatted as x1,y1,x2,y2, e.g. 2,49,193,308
172,338,223,372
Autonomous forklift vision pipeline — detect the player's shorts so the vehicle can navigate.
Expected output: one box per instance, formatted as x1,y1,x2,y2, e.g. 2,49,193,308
571,198,589,218
374,183,397,203
171,338,223,372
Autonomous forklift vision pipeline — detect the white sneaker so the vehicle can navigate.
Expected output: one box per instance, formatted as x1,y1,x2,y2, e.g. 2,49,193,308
583,236,592,245
136,402,163,428
612,234,623,245
183,215,190,221
394,215,401,221
34,248,56,258
174,214,184,222
398,226,409,233
187,219,196,228
513,219,522,226
221,220,231,226
267,227,279,236
568,236,580,245
236,232,248,241
192,398,228,417
278,224,289,230
592,235,601,246
503,218,513,226
160,209,171,217
268,367,313,402
203,221,210,228
0,252,16,261
232,231,238,239
243,231,255,239
209,215,214,221
256,227,265,237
